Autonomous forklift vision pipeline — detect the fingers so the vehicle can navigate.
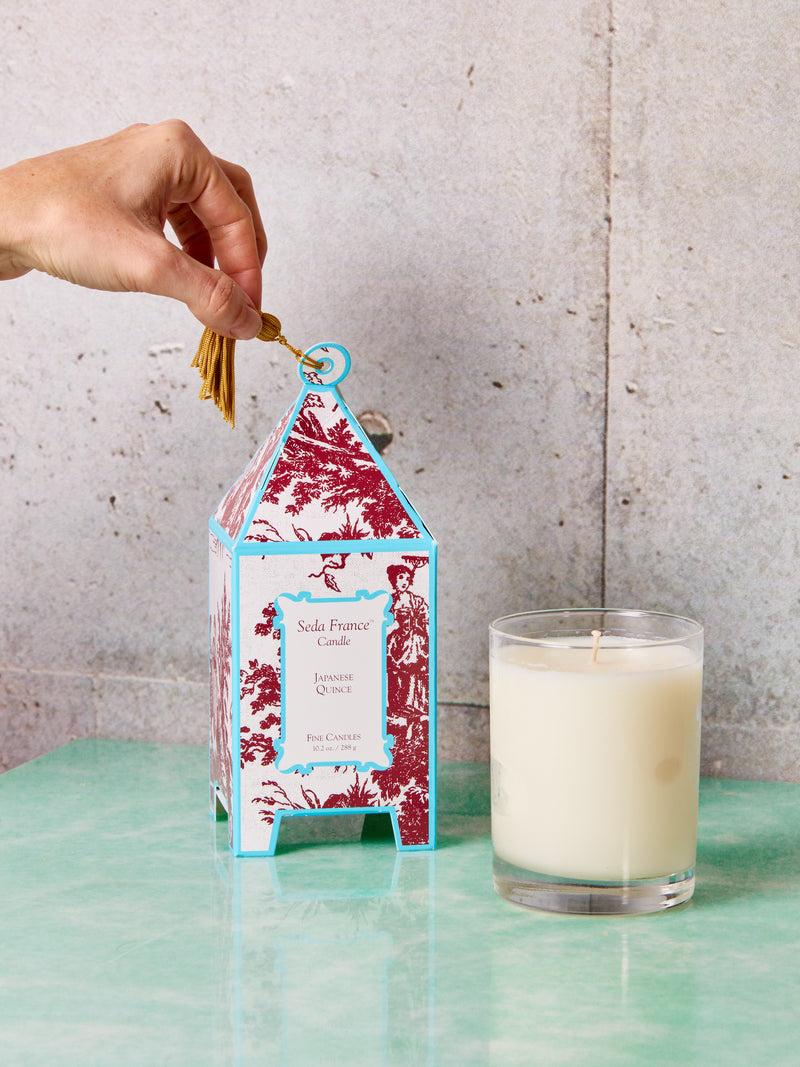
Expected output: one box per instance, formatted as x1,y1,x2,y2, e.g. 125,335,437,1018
156,121,265,313
142,235,262,339
215,156,268,267
166,162,268,277
167,202,215,269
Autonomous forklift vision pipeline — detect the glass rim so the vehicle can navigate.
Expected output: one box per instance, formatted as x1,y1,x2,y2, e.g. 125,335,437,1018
489,607,703,648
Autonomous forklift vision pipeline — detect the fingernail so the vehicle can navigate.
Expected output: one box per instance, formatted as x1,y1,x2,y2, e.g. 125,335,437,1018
231,306,262,340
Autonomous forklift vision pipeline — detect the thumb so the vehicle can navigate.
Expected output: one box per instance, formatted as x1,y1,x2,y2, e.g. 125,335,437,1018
147,241,263,339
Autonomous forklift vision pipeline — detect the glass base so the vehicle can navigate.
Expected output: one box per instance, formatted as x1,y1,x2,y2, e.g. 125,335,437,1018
493,854,695,915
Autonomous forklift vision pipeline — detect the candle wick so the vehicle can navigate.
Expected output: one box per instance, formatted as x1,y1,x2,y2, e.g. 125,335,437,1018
590,629,602,663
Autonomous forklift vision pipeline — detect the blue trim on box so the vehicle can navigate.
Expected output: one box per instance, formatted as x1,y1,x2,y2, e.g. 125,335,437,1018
211,342,439,855
305,360,433,540
208,516,234,553
428,539,438,849
207,531,215,819
208,395,297,532
227,343,434,549
226,348,348,550
237,394,304,547
300,341,351,388
235,536,433,556
272,589,394,775
243,805,427,858
231,554,242,855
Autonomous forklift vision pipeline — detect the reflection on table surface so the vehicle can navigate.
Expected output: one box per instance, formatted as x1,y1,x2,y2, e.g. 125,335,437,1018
1,741,799,1065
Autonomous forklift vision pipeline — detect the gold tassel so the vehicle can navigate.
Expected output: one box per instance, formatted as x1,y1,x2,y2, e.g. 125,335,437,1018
191,313,323,428
191,328,237,425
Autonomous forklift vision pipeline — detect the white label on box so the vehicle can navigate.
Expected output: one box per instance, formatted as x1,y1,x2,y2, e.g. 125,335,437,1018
274,590,394,774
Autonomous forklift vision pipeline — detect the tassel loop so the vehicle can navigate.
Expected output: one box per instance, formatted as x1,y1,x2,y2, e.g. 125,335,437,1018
258,313,325,371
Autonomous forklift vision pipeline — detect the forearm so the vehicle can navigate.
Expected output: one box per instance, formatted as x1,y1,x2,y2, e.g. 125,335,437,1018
0,161,36,281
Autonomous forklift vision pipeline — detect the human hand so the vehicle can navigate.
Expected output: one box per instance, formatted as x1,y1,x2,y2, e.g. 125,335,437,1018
0,120,267,339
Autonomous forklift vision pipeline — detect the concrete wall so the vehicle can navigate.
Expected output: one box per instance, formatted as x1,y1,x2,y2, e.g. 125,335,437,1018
1,1,798,779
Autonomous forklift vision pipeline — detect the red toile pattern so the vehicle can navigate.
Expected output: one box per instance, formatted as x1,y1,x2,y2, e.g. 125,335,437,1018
245,392,419,544
239,604,282,771
214,406,293,539
211,353,434,854
241,556,431,847
252,772,380,819
209,535,232,804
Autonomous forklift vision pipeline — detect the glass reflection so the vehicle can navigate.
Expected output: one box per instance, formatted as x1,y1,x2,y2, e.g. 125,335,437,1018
213,819,435,1065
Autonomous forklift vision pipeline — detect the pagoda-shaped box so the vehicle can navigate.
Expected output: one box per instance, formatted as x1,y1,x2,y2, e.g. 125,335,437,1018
209,344,436,855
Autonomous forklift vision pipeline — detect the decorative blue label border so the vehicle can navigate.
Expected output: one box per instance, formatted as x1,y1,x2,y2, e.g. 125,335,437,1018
273,589,395,775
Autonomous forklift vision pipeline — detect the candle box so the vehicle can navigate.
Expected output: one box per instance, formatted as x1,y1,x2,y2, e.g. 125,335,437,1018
209,345,436,855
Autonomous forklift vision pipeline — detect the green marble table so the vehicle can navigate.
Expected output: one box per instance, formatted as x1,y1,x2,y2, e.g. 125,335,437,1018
1,740,799,1065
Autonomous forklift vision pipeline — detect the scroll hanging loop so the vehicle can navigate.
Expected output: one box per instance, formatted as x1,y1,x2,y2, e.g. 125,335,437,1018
191,313,323,427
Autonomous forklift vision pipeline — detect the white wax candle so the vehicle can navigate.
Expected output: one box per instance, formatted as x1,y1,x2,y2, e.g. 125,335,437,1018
490,638,702,881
